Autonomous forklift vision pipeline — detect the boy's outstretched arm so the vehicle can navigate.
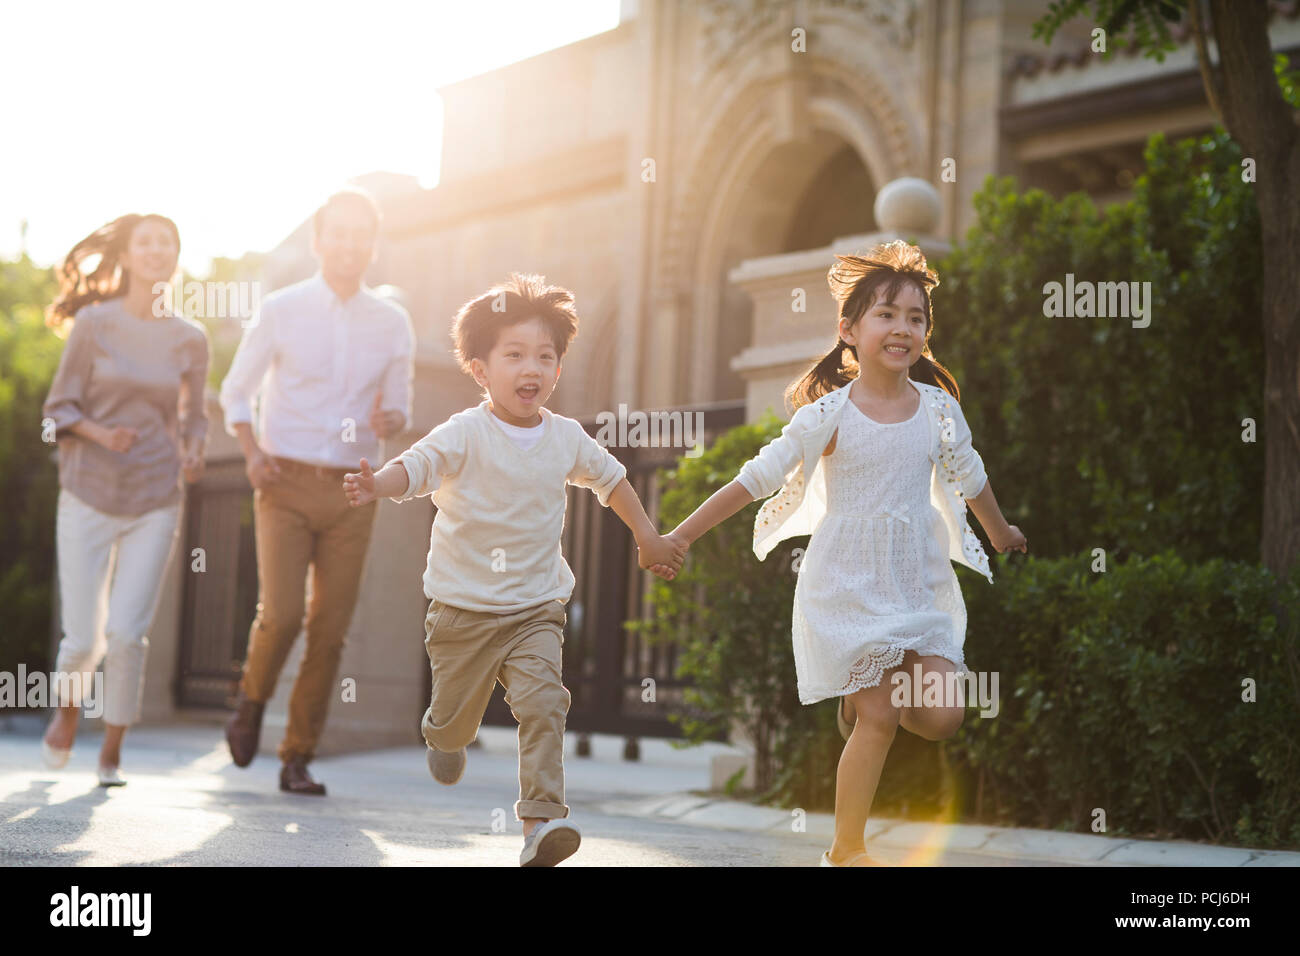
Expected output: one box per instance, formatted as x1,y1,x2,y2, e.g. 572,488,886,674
606,478,687,579
669,479,755,547
343,457,409,506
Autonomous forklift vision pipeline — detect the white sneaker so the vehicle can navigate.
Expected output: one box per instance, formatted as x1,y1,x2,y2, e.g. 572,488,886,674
520,819,581,867
41,740,72,769
97,765,126,788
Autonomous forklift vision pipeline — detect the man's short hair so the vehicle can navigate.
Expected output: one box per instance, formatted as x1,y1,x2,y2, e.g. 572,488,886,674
451,273,580,375
313,186,382,237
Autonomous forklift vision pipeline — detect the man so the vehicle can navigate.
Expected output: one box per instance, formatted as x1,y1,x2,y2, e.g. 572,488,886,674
218,186,415,794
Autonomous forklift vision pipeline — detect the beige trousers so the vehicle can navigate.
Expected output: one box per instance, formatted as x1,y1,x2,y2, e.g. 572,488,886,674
421,598,570,820
240,457,377,763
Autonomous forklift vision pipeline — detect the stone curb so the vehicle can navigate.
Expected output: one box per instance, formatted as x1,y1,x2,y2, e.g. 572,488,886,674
591,793,1300,867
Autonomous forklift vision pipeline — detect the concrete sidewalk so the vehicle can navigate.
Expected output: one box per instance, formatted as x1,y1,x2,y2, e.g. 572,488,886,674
1,716,1296,866
519,728,1299,867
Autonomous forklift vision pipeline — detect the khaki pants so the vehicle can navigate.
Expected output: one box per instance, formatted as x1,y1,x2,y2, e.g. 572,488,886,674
422,598,570,820
241,457,377,762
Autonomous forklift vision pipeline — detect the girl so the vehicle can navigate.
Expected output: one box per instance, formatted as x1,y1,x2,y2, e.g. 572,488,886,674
662,240,1026,866
41,214,210,786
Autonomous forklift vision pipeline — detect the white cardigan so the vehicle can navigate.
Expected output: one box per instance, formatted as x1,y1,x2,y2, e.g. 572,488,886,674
734,379,993,583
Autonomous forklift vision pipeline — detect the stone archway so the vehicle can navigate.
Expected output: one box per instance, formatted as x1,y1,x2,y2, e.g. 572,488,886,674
690,127,874,403
656,50,922,406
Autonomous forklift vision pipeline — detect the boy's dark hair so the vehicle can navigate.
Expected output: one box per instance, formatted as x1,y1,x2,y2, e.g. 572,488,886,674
313,186,381,237
451,273,580,375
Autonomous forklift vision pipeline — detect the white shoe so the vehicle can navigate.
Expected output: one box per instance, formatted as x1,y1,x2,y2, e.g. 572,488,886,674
820,849,885,866
520,819,581,867
97,765,126,788
41,740,71,769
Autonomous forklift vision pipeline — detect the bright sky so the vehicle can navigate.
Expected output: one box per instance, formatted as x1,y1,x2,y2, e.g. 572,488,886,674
0,0,621,274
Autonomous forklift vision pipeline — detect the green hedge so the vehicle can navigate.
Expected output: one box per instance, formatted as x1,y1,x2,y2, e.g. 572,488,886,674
930,128,1264,565
955,550,1300,847
630,414,804,792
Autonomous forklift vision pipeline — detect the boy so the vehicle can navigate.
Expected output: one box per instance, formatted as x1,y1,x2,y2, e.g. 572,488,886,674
343,274,685,866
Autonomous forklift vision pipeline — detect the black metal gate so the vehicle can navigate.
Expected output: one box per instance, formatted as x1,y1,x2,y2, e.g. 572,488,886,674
176,459,259,707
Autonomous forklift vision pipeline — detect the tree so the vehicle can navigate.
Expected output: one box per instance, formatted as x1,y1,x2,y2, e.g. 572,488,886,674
0,255,60,677
1035,0,1300,578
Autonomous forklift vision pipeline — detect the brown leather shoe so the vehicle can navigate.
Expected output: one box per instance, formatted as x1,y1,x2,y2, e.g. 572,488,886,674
280,756,326,796
224,695,265,768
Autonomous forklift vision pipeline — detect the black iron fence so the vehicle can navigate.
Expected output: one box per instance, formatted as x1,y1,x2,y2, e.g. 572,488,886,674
176,460,259,708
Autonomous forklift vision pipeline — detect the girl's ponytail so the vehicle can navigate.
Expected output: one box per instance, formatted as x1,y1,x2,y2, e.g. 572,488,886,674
785,239,960,410
909,350,960,402
785,338,859,412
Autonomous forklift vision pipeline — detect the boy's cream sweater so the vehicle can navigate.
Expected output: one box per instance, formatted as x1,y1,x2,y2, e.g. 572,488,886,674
390,401,627,612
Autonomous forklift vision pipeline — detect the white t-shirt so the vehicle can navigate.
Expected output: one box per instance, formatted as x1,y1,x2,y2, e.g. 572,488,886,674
490,413,546,450
390,402,627,612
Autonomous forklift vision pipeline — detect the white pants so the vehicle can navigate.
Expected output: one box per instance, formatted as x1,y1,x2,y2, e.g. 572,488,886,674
54,488,181,726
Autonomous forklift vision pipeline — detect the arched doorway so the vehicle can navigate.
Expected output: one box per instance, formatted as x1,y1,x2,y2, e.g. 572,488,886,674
708,133,876,403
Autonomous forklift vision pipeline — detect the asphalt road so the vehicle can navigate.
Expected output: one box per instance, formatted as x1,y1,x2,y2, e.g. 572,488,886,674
0,724,1063,867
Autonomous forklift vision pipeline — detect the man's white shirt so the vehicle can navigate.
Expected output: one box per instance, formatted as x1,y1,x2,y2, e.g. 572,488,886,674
219,273,415,469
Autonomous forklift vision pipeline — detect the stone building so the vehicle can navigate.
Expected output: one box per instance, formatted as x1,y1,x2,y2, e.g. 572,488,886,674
127,1,1299,762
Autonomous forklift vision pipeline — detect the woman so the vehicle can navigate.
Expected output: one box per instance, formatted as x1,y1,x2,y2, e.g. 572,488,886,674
41,213,210,786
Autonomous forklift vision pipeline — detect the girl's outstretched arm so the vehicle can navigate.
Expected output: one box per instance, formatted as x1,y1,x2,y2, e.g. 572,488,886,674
944,395,1026,554
668,480,755,547
666,402,814,555
966,479,1027,553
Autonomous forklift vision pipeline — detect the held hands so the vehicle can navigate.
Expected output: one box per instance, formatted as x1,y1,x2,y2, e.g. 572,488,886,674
369,391,404,439
992,525,1028,554
640,530,690,581
343,458,377,507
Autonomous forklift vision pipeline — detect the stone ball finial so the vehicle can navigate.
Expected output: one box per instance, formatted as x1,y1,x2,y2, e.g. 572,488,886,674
874,177,941,234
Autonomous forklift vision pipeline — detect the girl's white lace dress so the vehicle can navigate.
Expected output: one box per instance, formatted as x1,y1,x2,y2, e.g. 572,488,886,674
791,394,969,704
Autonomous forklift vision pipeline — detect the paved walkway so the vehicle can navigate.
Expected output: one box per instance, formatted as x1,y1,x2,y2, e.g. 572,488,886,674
1,718,1295,866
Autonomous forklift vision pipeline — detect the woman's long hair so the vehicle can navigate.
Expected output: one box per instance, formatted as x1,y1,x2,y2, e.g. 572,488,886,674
785,239,960,410
45,214,181,337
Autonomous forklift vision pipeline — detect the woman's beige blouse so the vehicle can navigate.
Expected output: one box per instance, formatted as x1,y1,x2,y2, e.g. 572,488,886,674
43,297,210,516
